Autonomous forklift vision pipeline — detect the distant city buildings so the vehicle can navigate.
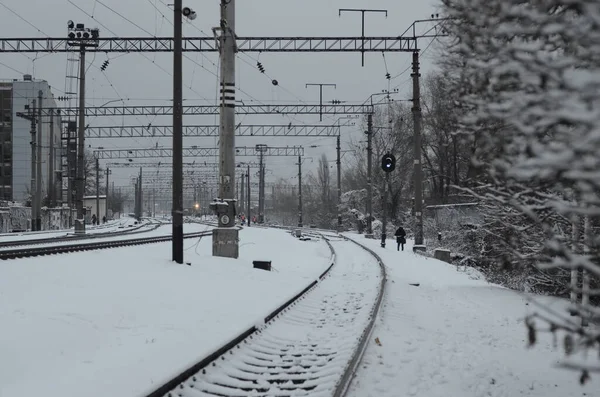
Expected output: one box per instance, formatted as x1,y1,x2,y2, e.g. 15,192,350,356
0,74,62,203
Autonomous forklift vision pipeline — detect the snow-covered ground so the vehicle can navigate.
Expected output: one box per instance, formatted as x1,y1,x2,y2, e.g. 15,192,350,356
0,226,331,397
0,218,144,243
346,233,599,397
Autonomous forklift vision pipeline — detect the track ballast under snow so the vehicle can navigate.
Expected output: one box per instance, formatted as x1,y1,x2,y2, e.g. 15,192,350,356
164,234,384,397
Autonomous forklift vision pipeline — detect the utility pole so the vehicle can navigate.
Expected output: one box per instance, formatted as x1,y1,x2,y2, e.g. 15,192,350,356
65,125,71,211
48,108,54,207
380,153,396,248
412,51,424,248
66,121,76,224
29,99,37,231
105,167,111,218
172,0,184,263
211,0,238,258
366,113,373,237
138,167,143,219
260,157,265,223
17,97,45,230
36,90,43,230
336,133,342,231
95,157,100,223
256,144,267,223
235,179,239,207
153,188,156,217
305,83,336,121
298,155,303,227
339,8,388,67
240,171,245,214
67,22,99,234
134,177,139,219
271,185,275,221
75,44,86,227
247,165,251,226
381,173,390,247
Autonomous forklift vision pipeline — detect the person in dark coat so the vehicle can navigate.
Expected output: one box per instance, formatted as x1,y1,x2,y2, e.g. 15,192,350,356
394,226,406,251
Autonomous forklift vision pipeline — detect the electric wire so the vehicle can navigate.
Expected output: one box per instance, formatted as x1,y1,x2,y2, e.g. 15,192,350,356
156,0,338,127
0,61,25,75
67,0,208,101
0,1,47,70
0,1,48,36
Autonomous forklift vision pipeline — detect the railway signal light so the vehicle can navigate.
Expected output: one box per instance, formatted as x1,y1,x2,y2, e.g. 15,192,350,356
182,7,197,20
381,153,396,172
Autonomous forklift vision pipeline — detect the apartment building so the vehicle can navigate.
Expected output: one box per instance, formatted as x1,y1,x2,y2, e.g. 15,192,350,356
0,75,62,203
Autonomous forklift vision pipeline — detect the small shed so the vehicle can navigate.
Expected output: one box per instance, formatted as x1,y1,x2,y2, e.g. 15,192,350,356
83,195,107,223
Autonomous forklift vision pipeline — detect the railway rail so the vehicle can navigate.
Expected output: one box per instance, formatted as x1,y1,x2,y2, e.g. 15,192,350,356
0,229,211,260
0,219,164,249
144,232,386,397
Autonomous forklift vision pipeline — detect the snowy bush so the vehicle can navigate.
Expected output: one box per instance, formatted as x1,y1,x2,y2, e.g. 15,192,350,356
340,190,368,232
442,0,600,380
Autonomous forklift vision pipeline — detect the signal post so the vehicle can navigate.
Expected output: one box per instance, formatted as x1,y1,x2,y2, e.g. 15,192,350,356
380,153,396,248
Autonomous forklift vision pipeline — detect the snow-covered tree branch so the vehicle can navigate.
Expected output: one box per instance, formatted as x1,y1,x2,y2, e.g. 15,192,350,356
441,0,600,379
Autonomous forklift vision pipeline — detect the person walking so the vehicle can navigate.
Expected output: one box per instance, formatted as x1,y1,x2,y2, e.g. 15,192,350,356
394,225,406,251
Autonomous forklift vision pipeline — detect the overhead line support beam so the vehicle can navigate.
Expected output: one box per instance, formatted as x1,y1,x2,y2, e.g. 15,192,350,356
84,124,341,138
0,36,416,53
93,146,304,159
43,104,374,117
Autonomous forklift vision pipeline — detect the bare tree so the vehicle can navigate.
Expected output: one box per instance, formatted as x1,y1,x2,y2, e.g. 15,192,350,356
108,189,129,213
421,72,471,204
345,103,414,227
317,154,331,206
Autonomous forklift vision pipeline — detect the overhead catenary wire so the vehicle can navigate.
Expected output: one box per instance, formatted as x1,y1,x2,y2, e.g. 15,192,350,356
155,0,339,128
0,1,50,71
0,1,48,36
0,1,413,188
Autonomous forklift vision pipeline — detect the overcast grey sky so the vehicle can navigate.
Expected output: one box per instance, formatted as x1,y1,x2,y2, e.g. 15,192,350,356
0,0,441,188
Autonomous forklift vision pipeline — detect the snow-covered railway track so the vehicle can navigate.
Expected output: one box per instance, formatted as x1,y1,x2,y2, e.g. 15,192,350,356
0,230,211,260
0,219,163,249
147,233,386,397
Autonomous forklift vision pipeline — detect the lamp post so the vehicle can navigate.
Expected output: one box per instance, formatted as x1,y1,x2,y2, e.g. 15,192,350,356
172,2,197,264
67,20,99,235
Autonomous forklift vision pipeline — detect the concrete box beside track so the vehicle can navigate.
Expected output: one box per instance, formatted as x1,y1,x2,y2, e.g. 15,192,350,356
253,260,272,271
